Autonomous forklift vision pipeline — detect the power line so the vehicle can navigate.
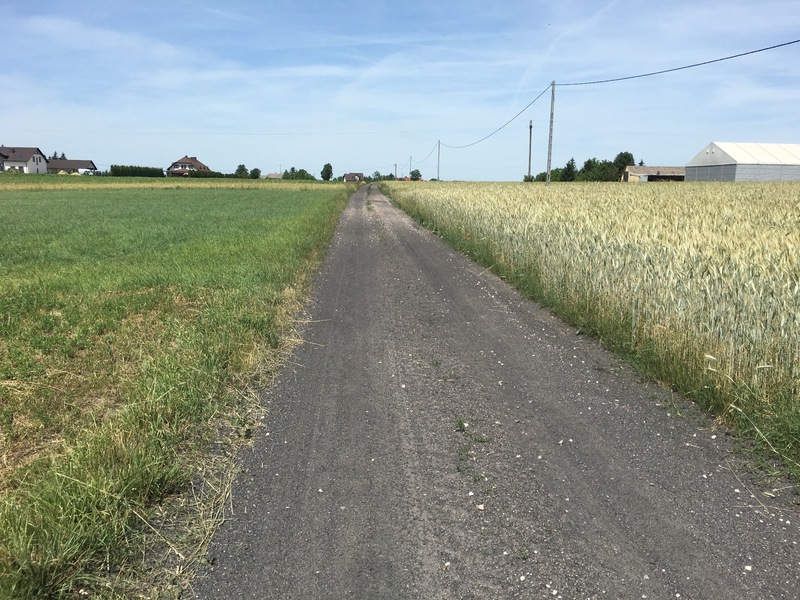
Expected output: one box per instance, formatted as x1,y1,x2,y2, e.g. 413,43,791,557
560,39,800,87
425,38,799,180
413,141,440,164
441,84,552,149
435,38,799,155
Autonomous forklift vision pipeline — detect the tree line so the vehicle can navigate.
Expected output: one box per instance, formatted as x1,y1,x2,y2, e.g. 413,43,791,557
104,162,343,180
528,151,638,182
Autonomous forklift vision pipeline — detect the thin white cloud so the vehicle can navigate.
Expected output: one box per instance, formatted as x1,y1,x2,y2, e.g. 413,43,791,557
1,1,798,180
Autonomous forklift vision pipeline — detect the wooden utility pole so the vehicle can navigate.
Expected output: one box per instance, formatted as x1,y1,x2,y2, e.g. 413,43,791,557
437,140,440,181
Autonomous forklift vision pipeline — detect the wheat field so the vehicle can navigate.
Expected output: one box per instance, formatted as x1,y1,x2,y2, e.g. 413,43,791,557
384,181,800,467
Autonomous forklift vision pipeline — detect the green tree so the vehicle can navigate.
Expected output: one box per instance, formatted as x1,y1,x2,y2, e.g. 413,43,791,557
562,158,577,182
321,163,333,181
613,151,635,178
282,167,316,181
579,158,598,177
577,158,618,181
410,169,422,181
249,168,261,179
234,164,249,178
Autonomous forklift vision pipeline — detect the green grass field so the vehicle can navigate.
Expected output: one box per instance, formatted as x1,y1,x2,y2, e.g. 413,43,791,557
0,178,349,598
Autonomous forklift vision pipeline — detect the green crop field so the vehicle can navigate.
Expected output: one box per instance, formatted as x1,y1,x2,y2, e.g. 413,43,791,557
0,177,349,598
383,180,800,483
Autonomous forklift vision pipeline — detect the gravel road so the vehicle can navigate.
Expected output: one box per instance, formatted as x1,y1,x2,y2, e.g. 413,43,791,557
192,184,799,599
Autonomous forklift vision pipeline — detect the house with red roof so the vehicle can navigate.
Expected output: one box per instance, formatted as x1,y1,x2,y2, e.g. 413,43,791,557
166,155,211,177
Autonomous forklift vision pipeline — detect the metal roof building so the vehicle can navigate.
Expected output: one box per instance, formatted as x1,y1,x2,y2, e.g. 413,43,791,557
685,142,800,181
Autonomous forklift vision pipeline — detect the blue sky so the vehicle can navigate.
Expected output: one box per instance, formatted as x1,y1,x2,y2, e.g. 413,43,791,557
2,1,799,180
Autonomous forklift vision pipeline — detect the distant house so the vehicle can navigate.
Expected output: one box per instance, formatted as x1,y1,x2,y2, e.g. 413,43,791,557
0,146,48,174
343,172,364,182
621,165,685,182
686,142,800,181
47,159,98,175
166,155,211,177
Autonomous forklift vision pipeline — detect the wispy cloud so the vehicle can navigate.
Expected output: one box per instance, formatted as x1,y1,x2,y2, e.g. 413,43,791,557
2,1,799,179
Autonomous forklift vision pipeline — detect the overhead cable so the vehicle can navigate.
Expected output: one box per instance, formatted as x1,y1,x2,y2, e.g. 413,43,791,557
441,84,552,149
431,38,798,157
414,141,440,164
561,39,800,86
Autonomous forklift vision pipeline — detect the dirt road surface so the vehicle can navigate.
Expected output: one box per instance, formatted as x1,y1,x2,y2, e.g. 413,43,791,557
192,185,799,599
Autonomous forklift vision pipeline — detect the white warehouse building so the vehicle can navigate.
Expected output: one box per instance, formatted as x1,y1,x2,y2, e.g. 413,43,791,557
685,142,800,182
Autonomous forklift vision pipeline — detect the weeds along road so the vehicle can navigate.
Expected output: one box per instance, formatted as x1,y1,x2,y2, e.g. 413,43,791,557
192,185,799,599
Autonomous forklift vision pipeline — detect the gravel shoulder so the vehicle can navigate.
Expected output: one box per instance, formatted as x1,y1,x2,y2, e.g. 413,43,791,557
192,184,799,599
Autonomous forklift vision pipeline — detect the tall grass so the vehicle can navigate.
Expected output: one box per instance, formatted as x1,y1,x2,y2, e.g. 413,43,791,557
0,179,348,597
383,181,800,479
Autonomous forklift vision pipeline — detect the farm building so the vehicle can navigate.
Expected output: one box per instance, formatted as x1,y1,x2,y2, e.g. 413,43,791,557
167,155,211,176
343,172,364,182
0,146,48,174
685,142,800,181
47,159,98,175
621,166,685,182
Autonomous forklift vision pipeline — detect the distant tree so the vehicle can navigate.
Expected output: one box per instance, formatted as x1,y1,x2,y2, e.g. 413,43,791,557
523,174,535,182
110,164,164,177
410,169,422,181
282,167,316,181
579,158,598,177
371,171,396,181
249,168,261,179
577,158,618,181
51,150,59,159
60,152,66,160
533,166,564,181
234,164,249,178
187,169,226,178
562,158,577,182
639,159,645,166
613,151,635,178
321,163,333,181
535,151,637,182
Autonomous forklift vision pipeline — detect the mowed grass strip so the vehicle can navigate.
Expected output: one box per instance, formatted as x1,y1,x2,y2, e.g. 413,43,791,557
383,181,800,483
0,180,349,597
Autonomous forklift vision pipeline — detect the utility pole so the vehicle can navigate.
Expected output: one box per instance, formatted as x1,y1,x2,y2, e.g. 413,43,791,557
409,156,412,178
527,120,533,180
546,81,555,186
394,163,397,179
437,140,440,181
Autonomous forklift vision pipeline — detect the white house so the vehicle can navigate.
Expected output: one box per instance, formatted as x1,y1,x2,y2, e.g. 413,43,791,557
0,146,48,174
685,142,800,181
